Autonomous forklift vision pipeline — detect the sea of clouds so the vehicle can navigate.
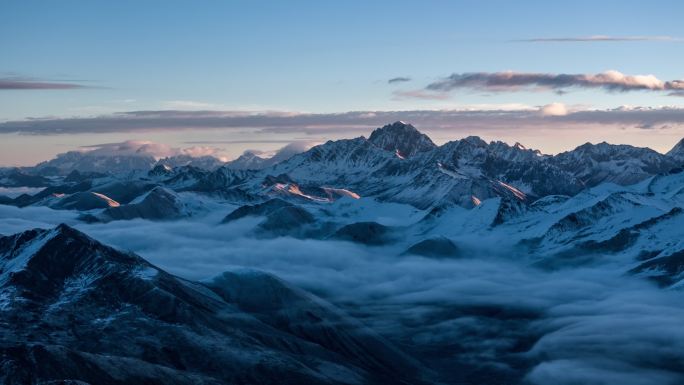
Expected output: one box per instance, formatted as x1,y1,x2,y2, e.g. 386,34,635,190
1,204,683,385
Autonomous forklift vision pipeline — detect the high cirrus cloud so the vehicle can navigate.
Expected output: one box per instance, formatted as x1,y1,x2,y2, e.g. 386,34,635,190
388,77,412,84
424,70,684,94
516,35,683,42
0,77,89,90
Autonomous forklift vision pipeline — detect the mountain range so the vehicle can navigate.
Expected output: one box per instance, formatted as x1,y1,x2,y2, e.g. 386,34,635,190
4,121,683,210
2,121,684,384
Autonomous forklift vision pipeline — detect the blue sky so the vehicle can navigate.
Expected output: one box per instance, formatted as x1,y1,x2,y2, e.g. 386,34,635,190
1,0,684,165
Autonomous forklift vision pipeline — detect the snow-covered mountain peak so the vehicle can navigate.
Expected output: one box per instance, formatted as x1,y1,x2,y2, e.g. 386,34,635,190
8,120,684,213
551,140,679,186
485,140,547,162
667,138,684,160
368,121,436,158
461,136,488,147
0,224,159,292
228,151,268,170
0,224,148,292
33,150,157,176
148,163,173,178
569,141,656,158
155,154,226,170
225,143,313,170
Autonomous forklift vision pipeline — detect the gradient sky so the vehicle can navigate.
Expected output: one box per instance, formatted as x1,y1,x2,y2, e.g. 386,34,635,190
2,0,684,165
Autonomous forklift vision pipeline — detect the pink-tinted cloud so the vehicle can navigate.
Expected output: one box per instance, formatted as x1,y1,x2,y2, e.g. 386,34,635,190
540,103,569,116
78,140,226,159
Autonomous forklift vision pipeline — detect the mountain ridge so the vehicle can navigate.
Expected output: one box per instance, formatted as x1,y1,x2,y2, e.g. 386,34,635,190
0,223,430,384
2,122,684,211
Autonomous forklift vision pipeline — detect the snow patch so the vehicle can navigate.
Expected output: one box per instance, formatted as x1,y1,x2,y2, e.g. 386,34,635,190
92,192,121,207
437,162,468,180
132,266,159,280
272,183,330,202
323,187,361,200
497,180,527,200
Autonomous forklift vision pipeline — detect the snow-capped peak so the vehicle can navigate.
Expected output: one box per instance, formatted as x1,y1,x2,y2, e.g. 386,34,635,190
368,121,437,158
667,138,684,160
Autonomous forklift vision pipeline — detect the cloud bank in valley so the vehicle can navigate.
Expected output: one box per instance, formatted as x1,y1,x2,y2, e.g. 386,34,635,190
0,205,683,384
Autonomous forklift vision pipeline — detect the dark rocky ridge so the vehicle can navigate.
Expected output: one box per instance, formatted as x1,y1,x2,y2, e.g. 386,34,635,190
0,224,430,385
331,222,395,245
403,236,461,258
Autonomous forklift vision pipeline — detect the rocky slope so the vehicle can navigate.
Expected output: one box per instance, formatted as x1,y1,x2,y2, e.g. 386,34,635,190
0,224,429,384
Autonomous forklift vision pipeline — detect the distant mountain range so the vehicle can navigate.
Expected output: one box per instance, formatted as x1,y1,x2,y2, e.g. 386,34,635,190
3,121,684,383
2,121,684,212
20,140,314,177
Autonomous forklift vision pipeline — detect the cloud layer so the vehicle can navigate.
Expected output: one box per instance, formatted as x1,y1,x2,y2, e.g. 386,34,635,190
77,140,226,159
1,204,684,384
47,139,313,165
540,103,568,116
1,107,683,137
425,70,684,94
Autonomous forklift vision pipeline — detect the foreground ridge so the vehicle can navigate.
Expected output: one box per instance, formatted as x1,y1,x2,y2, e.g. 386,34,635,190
0,224,429,385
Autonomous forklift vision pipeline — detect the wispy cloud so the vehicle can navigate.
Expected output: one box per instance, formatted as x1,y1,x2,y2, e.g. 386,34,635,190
388,77,412,84
424,70,684,94
0,107,683,136
515,35,683,43
392,89,451,100
184,139,306,145
0,76,90,90
75,140,226,159
161,100,230,110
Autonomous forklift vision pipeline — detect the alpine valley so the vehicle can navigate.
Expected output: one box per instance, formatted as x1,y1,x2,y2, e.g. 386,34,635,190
3,122,684,385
